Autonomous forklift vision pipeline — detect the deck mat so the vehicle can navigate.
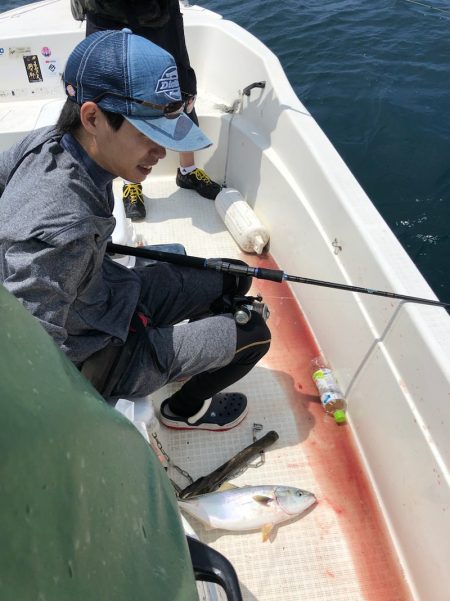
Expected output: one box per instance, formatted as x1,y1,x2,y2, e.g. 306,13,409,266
112,176,411,601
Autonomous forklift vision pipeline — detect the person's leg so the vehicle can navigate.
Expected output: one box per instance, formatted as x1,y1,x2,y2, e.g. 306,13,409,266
110,262,266,427
135,259,251,326
110,313,238,401
112,309,270,430
85,12,116,35
175,107,222,201
179,152,195,168
138,261,267,429
165,312,271,415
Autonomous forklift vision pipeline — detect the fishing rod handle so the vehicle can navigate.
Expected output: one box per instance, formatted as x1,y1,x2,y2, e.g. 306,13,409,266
256,266,285,282
106,241,206,269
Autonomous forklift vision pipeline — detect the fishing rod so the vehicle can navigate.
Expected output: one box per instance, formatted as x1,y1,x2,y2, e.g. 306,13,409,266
402,0,450,16
107,242,450,310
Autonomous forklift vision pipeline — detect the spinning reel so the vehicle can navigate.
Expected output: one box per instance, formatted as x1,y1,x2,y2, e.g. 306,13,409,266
231,294,270,325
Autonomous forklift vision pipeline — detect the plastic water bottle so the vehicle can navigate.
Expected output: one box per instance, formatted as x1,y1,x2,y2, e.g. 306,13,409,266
311,357,347,424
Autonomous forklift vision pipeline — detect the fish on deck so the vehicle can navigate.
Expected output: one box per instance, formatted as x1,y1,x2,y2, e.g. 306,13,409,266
178,485,317,542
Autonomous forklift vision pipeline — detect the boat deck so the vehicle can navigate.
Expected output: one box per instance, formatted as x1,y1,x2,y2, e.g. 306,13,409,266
115,176,411,601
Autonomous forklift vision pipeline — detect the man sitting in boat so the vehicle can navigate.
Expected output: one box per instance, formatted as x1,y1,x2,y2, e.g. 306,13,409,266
0,30,271,431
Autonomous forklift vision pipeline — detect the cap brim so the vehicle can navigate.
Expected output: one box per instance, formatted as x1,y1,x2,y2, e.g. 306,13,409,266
125,112,212,152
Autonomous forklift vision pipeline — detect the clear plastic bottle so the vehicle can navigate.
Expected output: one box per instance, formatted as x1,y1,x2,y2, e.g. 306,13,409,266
310,357,347,424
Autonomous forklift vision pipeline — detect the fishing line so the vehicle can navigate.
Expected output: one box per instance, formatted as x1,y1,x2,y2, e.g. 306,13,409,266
107,242,450,309
256,295,296,300
402,0,450,15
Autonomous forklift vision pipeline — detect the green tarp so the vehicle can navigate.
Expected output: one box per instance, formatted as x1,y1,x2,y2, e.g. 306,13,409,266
0,285,198,601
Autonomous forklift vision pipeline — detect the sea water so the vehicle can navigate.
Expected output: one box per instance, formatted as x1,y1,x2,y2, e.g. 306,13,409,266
3,0,450,302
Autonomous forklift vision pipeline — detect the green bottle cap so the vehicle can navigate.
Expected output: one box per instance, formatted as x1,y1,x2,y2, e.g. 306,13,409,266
333,409,347,424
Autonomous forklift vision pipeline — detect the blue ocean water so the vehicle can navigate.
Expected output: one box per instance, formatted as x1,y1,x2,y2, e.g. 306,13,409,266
3,0,450,301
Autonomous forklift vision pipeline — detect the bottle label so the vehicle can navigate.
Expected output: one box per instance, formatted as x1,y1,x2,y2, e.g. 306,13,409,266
312,368,341,394
320,392,342,407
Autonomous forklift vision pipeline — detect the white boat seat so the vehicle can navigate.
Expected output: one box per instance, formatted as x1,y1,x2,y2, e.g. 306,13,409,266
0,98,65,150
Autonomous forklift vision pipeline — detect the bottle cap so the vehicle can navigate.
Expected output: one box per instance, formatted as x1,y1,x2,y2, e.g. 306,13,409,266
333,409,347,424
253,234,265,255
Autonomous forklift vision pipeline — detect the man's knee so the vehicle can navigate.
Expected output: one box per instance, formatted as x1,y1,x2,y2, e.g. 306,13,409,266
235,312,271,364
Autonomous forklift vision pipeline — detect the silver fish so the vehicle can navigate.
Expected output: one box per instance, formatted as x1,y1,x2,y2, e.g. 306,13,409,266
178,485,316,542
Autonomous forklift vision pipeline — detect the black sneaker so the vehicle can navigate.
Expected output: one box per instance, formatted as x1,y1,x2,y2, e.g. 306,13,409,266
176,168,222,200
123,183,146,221
159,392,247,431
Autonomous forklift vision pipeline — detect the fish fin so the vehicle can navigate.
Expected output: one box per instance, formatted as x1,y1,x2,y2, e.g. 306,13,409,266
261,523,274,542
253,495,274,506
178,507,214,531
218,482,239,491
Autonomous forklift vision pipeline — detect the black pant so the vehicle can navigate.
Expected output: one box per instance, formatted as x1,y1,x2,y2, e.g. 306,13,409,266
82,263,271,415
166,268,271,416
168,311,271,416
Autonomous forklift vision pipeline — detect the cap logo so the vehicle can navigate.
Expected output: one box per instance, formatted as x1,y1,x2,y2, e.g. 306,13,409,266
66,84,76,97
155,66,180,100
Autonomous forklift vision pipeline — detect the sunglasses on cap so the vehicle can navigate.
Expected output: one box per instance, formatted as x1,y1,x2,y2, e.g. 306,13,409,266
89,91,186,118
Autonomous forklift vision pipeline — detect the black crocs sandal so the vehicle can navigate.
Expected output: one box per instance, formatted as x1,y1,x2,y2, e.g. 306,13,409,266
159,392,248,431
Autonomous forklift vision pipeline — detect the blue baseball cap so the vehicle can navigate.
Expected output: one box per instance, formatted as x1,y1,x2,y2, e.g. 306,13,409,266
63,29,212,152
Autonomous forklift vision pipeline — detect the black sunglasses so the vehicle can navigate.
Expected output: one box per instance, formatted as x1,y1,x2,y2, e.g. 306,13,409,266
91,91,185,119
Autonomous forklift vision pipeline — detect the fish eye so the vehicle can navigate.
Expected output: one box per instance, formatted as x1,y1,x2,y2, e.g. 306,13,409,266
296,490,303,497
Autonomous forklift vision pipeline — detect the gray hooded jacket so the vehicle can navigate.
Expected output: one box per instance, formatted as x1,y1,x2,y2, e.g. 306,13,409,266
0,126,141,363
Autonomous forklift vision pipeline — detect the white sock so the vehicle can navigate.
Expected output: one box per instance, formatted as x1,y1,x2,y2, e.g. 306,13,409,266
179,165,197,175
